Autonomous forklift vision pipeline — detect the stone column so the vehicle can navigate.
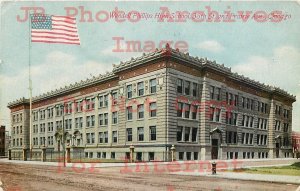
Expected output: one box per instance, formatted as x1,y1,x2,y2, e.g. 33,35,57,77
200,78,210,160
268,99,276,158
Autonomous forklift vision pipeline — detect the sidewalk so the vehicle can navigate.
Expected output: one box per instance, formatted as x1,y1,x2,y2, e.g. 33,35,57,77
0,158,298,168
172,171,300,185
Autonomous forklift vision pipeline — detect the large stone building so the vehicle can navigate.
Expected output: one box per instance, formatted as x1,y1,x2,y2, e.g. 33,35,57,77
7,46,296,161
0,126,5,156
292,131,300,155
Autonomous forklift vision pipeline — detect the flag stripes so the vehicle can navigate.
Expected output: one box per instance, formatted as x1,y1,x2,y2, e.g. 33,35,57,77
31,14,80,45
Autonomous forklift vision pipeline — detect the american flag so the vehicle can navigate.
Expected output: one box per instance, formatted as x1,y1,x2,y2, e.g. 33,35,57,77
31,14,80,45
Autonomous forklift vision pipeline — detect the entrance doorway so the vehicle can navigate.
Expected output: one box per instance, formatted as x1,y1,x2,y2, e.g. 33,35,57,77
211,139,219,160
276,143,280,158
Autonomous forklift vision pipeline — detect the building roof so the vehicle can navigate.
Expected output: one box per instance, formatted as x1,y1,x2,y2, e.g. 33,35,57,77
7,45,296,108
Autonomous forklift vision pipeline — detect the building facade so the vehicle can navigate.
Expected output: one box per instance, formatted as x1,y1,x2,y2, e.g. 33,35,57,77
0,126,5,156
292,131,300,156
7,46,296,161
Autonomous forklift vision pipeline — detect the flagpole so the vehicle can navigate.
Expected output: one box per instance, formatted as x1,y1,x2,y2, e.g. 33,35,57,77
28,13,33,159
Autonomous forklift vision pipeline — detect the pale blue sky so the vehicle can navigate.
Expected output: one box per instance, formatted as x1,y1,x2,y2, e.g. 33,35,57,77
1,1,300,132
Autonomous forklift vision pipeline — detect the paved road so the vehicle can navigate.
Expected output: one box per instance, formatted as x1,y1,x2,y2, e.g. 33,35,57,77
0,162,298,191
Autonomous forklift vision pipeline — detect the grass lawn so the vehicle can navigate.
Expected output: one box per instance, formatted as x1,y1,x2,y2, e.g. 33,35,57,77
232,162,300,176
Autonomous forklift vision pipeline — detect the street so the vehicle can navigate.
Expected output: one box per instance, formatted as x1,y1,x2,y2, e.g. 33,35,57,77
0,162,298,191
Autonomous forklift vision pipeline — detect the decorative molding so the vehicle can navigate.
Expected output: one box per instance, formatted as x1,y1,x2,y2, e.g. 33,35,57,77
8,47,296,109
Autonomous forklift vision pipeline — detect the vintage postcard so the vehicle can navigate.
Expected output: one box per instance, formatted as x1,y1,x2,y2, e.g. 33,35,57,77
0,1,300,191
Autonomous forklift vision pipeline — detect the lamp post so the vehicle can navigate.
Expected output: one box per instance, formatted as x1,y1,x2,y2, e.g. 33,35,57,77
170,145,176,162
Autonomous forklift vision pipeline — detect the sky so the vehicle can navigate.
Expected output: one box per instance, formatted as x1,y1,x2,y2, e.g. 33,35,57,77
1,1,300,132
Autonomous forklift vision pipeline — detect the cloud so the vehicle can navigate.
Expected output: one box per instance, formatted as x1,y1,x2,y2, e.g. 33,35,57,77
232,45,300,132
197,40,224,53
0,51,111,130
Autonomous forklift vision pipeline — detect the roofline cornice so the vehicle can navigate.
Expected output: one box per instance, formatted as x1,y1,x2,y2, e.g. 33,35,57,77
7,45,296,108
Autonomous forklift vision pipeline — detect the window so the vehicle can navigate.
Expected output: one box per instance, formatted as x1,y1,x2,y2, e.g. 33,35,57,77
215,108,221,122
75,118,79,128
127,128,132,142
91,133,95,143
112,92,118,105
99,96,103,108
233,113,238,125
186,152,191,160
184,104,190,119
215,87,221,100
194,152,198,160
150,126,156,141
136,152,142,161
226,131,237,144
99,132,104,143
86,116,91,128
149,152,155,161
137,82,144,96
177,102,183,117
191,105,197,119
127,85,132,98
192,83,197,97
210,86,214,100
104,94,108,107
179,152,184,160
112,131,118,143
150,79,157,93
234,95,238,106
86,133,91,144
242,97,245,108
184,81,190,95
99,114,103,126
149,102,157,117
127,106,133,120
137,104,144,119
177,79,183,93
192,128,197,142
104,113,108,125
76,100,82,112
246,98,250,109
177,126,183,141
138,127,144,141
104,132,108,143
185,127,190,141
111,152,115,159
112,112,118,124
86,116,95,127
210,107,214,121
79,117,83,128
